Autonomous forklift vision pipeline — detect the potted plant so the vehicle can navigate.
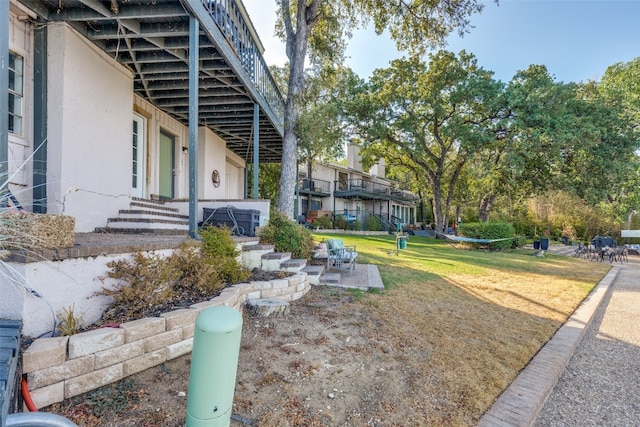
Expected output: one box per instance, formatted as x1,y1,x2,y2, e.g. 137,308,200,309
540,236,550,251
533,235,541,250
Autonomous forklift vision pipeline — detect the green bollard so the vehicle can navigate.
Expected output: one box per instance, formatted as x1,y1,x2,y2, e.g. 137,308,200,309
186,306,243,427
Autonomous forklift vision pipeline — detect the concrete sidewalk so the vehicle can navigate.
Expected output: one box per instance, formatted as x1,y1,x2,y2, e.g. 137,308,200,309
477,252,640,426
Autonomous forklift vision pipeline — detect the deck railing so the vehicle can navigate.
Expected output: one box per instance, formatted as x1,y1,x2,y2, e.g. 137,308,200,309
201,0,284,124
298,177,331,194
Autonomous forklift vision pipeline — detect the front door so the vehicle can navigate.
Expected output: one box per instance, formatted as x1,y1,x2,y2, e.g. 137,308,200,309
159,130,175,199
131,113,146,198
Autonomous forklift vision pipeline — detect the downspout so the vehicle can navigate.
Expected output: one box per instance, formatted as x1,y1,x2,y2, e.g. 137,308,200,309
33,22,47,213
188,15,199,239
0,0,9,208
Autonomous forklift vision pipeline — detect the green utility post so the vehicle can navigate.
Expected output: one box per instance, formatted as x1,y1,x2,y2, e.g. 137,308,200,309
186,306,243,427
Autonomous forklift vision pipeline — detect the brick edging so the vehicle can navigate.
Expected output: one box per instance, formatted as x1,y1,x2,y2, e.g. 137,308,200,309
477,266,620,427
21,272,311,409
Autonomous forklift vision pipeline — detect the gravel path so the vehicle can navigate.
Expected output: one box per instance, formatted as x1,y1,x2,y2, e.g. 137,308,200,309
534,262,640,426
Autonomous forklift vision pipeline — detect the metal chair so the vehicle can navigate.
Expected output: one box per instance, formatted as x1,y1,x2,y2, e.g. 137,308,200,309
326,239,358,275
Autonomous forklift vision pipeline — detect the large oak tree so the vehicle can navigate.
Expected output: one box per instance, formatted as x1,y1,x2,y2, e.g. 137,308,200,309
345,51,502,233
274,0,488,217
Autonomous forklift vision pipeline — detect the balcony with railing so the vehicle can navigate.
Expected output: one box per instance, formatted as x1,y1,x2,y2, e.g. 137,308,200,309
334,179,392,200
202,0,284,124
297,177,331,197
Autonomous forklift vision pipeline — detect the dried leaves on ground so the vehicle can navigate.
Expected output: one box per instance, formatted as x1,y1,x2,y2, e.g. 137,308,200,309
48,252,608,426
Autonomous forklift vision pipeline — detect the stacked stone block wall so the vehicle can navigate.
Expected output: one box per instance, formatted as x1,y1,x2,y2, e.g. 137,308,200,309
21,272,310,409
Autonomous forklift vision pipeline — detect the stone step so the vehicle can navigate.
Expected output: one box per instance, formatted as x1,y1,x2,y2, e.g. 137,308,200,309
279,258,307,273
241,244,276,270
106,217,189,228
302,265,325,285
242,244,276,251
97,227,189,235
130,201,180,214
319,272,341,285
261,252,292,271
118,210,189,220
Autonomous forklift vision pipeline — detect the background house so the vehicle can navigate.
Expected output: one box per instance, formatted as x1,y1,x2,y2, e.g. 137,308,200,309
297,143,418,231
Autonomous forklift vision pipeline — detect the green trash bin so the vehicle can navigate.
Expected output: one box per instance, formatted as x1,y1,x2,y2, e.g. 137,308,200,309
398,235,407,249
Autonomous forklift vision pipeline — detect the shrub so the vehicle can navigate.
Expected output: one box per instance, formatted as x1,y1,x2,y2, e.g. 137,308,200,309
310,215,332,229
365,215,382,231
260,211,314,259
512,235,527,249
170,241,224,294
56,304,83,336
333,215,347,230
199,226,250,284
102,252,179,321
457,222,516,251
100,228,249,322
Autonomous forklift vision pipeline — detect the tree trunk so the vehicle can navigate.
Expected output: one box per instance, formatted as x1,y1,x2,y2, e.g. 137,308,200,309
431,185,447,234
478,194,496,222
276,0,318,219
278,98,301,218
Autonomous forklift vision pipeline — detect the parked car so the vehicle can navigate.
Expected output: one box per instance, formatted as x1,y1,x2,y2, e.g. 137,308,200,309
337,213,357,223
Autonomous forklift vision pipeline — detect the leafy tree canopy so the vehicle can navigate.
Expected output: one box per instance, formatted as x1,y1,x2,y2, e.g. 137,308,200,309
344,50,502,232
274,0,491,218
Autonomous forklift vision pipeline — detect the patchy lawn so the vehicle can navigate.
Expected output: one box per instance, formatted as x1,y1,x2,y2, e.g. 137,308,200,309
47,235,610,426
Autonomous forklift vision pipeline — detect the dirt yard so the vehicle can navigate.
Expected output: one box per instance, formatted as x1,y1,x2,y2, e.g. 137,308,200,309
48,245,611,426
50,285,487,426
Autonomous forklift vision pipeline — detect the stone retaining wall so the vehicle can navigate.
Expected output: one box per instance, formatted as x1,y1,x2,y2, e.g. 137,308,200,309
21,272,310,409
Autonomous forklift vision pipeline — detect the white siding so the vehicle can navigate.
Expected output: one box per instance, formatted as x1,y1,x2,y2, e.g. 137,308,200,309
46,23,133,232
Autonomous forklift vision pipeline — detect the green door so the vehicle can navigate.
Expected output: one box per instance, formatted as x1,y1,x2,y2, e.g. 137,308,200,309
159,131,175,199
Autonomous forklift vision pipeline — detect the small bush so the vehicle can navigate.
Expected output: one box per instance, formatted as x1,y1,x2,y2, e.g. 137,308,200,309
199,226,250,284
102,252,179,321
512,235,527,248
365,215,382,231
457,222,516,250
100,228,249,322
334,215,347,230
170,241,223,294
310,215,332,229
260,211,314,259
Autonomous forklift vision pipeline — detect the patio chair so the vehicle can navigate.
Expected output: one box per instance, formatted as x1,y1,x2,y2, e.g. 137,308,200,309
326,238,358,275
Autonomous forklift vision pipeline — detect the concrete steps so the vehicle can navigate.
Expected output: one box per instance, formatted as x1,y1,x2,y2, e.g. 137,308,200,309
261,252,292,271
241,243,337,283
318,271,341,285
241,244,275,270
302,265,325,285
279,258,308,274
103,198,189,233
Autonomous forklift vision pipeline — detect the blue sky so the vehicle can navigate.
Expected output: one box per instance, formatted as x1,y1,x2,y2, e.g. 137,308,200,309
243,0,640,83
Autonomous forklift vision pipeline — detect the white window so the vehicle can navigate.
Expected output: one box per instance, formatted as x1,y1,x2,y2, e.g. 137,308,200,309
8,52,24,136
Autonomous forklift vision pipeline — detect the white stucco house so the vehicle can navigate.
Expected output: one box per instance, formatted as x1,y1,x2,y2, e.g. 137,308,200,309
1,0,284,336
2,0,283,234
